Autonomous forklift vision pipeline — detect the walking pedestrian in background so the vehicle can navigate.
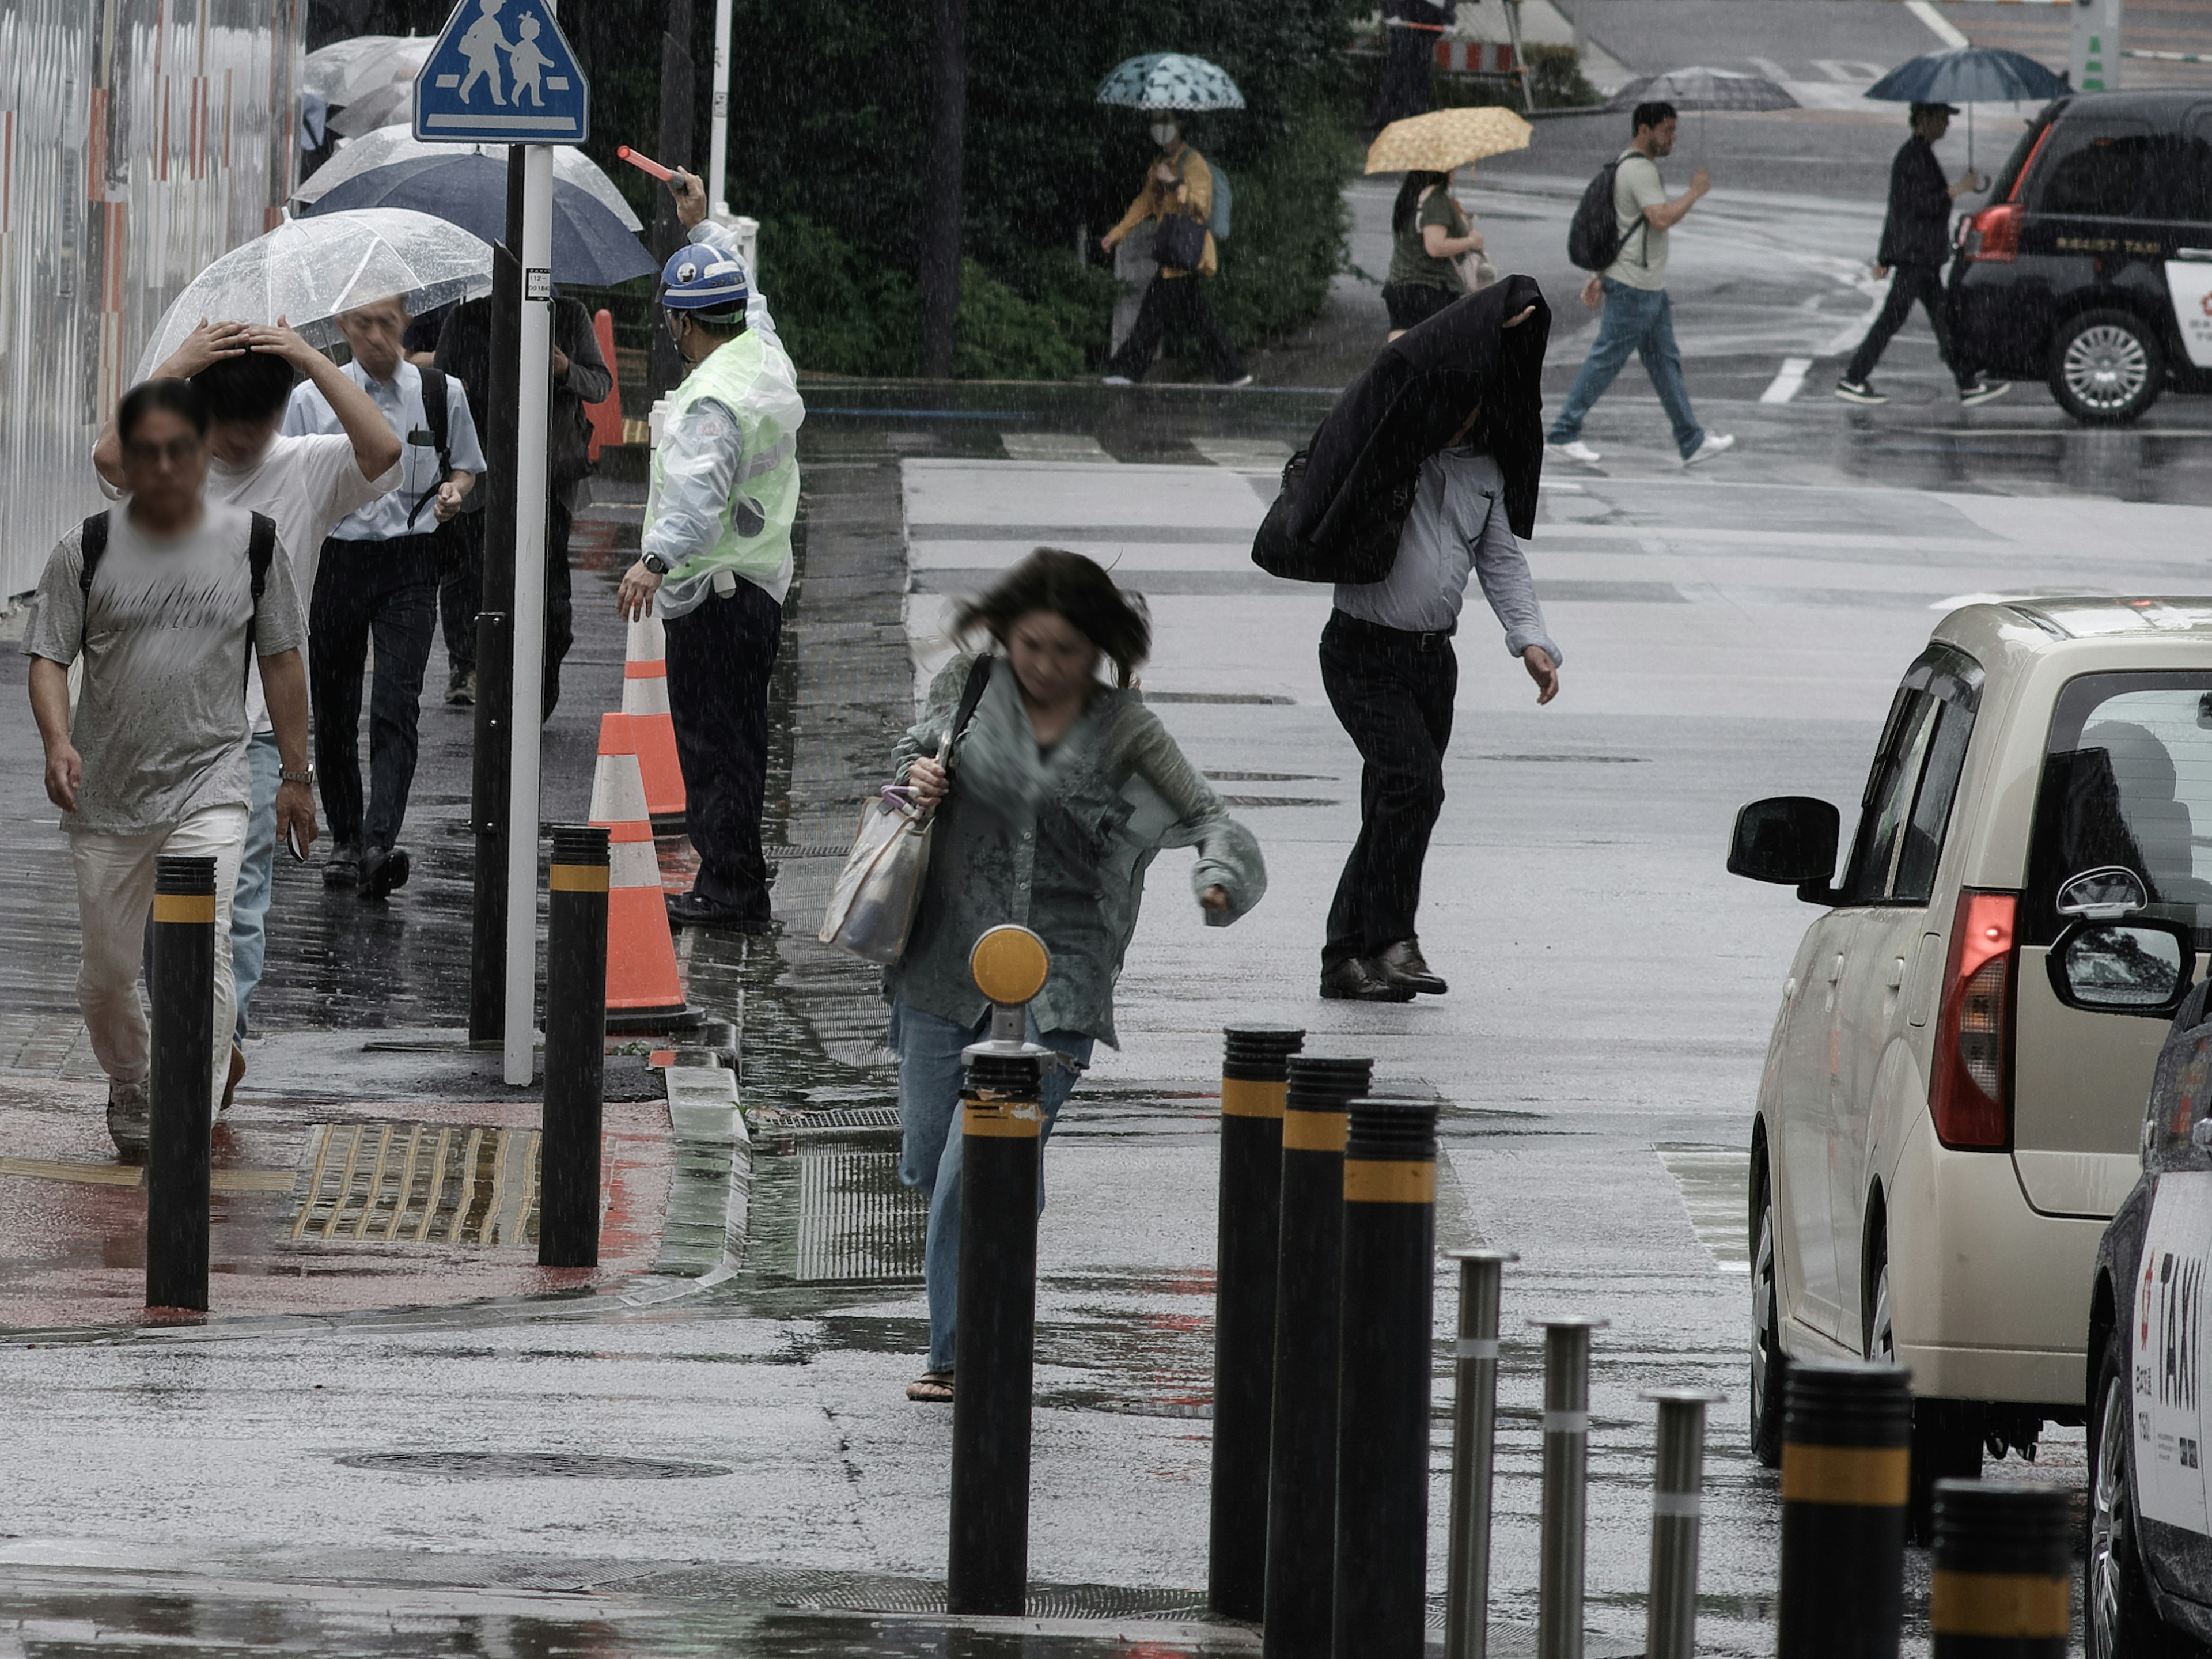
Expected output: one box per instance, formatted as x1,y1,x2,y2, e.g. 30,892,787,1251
1381,168,1487,340
92,320,400,1102
615,169,802,935
24,380,314,1158
1100,121,1252,388
886,550,1267,1402
434,289,612,715
1316,291,1560,1002
1547,102,1734,469
1835,102,2009,407
284,296,484,902
1370,0,1456,132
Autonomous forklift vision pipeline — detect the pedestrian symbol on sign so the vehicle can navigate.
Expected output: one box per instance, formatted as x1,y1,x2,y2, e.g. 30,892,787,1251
415,0,589,145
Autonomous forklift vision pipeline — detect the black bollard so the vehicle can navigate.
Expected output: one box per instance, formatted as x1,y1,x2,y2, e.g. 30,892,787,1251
948,1046,1046,1616
539,824,610,1268
146,853,217,1312
1262,1054,1373,1659
1777,1362,1912,1659
1209,1022,1304,1621
1930,1480,2070,1659
1331,1096,1439,1659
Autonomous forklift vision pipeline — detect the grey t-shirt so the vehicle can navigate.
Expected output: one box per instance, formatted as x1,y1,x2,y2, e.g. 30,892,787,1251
21,501,306,835
1604,151,1669,291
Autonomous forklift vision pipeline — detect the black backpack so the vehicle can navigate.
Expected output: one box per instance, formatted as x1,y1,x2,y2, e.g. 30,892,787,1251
79,507,278,685
1567,155,1652,273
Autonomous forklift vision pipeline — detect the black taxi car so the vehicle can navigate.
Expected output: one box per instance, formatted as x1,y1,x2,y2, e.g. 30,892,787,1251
1949,89,2212,425
2090,962,2212,1658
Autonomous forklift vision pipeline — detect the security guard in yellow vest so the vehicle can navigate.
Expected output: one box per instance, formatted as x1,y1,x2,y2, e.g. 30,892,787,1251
617,171,804,933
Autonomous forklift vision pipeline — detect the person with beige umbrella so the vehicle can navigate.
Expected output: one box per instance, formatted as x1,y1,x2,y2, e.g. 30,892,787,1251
1365,107,1531,341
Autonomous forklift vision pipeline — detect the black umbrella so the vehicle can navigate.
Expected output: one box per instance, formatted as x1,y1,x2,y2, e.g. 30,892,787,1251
1863,47,2069,172
304,150,656,287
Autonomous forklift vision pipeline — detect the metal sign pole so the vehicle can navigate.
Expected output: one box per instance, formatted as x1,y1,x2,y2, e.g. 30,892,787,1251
708,0,734,215
503,141,555,1085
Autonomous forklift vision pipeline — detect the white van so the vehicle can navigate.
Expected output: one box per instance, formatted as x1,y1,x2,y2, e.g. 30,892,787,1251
1729,597,2212,1532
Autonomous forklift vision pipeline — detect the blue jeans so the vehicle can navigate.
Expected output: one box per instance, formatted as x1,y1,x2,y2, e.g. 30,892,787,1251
229,731,282,1043
1547,279,1705,460
889,999,1094,1373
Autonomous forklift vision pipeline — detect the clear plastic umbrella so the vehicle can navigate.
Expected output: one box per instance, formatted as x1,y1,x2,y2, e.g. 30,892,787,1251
302,35,432,108
329,79,414,138
134,209,491,382
296,128,642,232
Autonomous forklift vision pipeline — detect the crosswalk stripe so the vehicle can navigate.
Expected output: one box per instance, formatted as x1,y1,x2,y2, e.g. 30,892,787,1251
1760,358,1815,404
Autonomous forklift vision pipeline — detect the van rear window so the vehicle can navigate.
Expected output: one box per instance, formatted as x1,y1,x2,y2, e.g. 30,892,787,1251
2025,672,2212,946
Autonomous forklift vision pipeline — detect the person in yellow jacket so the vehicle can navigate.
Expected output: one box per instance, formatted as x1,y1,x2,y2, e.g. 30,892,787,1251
1099,120,1252,387
616,170,804,933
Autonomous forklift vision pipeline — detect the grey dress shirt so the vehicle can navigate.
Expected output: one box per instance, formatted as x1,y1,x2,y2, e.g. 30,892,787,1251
1332,445,1563,663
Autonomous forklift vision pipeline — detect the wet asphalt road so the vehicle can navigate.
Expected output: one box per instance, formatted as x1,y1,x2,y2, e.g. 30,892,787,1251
7,3,2212,1652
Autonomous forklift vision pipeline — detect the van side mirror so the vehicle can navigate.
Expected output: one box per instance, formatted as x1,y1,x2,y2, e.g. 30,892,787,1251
1728,797,1840,898
2056,865,2149,921
2050,918,2194,1016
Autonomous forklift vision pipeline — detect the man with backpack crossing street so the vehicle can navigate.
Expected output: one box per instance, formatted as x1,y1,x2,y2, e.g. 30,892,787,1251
1547,101,1734,469
1100,120,1252,388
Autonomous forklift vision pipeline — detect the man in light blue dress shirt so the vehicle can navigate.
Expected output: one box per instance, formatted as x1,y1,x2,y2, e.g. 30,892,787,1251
283,295,486,901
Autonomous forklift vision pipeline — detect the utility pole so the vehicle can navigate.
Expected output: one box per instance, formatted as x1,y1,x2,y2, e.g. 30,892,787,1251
650,0,695,397
918,0,967,379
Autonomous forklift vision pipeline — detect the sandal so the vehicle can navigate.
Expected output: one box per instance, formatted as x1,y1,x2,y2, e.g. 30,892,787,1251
906,1369,955,1403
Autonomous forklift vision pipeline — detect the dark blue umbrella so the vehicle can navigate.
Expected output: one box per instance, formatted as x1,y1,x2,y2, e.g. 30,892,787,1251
1865,47,2070,169
303,150,656,287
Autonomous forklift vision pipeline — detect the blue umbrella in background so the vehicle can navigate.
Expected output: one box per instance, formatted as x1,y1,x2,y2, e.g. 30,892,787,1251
1096,52,1246,111
1865,47,2070,171
303,150,657,287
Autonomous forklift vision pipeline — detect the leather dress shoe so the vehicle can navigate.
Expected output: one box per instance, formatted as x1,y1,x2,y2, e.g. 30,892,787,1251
1374,938,1448,995
1319,958,1416,1002
667,891,771,934
358,845,411,901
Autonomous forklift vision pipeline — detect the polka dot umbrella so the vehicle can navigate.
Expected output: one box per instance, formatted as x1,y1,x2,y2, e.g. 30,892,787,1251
1095,52,1247,112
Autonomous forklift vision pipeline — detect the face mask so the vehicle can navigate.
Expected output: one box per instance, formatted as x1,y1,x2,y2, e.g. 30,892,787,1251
1149,122,1179,147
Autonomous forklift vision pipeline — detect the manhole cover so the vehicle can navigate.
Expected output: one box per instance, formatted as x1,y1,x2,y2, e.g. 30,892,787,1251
336,1452,732,1479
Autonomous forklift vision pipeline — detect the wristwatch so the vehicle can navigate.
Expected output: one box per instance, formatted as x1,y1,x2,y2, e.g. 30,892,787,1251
641,551,672,577
279,764,316,785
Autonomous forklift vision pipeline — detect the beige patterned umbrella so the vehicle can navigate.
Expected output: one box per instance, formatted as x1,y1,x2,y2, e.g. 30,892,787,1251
1363,106,1533,175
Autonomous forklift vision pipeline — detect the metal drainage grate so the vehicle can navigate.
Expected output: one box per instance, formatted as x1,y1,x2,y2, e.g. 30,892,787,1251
289,1123,542,1247
794,1148,926,1284
759,1104,905,1134
336,1452,730,1479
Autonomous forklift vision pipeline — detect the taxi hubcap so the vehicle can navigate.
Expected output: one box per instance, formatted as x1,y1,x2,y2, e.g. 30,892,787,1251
2066,325,2149,411
2090,1373,2127,1653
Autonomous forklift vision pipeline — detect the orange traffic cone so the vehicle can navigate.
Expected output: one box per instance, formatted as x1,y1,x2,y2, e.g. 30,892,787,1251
585,308,623,463
590,713,699,1033
624,613,688,835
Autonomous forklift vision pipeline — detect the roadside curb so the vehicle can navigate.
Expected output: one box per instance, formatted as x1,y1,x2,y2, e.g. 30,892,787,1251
646,1062,751,1285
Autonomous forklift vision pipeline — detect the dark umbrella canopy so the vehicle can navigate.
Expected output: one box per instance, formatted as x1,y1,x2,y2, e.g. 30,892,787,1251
1606,66,1799,113
1864,46,2069,106
1251,275,1551,584
303,151,657,287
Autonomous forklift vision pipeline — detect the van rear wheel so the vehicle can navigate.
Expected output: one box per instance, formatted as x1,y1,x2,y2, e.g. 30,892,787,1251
1866,1226,1982,1542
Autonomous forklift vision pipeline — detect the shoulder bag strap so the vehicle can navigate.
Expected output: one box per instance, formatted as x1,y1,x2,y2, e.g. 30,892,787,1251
406,369,453,530
77,511,109,606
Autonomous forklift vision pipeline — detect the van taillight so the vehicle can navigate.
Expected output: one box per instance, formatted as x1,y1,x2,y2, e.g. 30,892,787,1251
1930,889,2017,1149
1965,203,2021,263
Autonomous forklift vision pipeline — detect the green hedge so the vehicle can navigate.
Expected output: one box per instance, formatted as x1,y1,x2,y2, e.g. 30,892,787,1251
565,0,1357,380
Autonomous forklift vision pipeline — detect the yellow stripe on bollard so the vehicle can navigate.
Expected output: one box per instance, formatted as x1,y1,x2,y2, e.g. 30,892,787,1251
1929,1570,2071,1638
1343,1158,1437,1203
963,1101,1044,1138
1283,1109,1349,1152
1221,1077,1287,1119
152,893,216,923
1779,1443,1911,1506
549,863,611,892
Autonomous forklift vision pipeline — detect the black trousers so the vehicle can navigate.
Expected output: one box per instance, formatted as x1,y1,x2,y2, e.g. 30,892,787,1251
310,535,442,854
1844,262,1976,390
439,493,575,719
1319,609,1457,969
664,575,782,919
1370,25,1435,131
1107,274,1246,384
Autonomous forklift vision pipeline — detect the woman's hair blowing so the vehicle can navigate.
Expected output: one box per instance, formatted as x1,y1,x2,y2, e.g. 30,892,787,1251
951,548,1151,688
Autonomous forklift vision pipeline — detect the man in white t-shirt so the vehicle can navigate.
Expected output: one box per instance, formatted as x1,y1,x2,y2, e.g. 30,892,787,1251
94,320,401,1104
31,380,315,1158
1546,101,1734,469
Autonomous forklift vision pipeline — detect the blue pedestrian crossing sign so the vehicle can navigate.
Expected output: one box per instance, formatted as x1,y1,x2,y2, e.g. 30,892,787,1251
414,0,589,145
